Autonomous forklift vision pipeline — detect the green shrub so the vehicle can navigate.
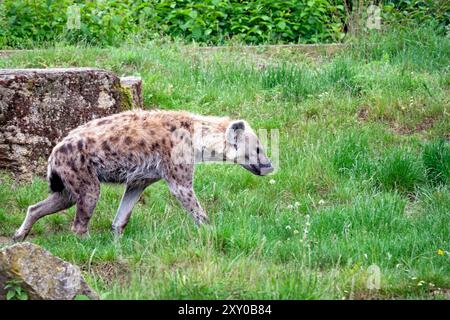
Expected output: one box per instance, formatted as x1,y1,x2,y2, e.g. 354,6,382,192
0,0,347,48
1,0,447,48
422,139,450,186
382,0,449,34
0,0,143,47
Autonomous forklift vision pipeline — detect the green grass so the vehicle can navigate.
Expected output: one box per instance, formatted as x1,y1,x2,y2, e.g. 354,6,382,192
423,139,450,186
0,26,449,299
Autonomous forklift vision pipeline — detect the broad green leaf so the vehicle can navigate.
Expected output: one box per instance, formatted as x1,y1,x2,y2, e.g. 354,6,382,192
6,290,15,300
277,21,287,30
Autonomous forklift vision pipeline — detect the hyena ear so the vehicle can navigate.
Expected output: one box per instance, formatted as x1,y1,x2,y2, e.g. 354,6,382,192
226,120,246,144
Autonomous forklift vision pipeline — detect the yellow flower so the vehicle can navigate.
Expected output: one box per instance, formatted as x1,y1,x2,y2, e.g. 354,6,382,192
437,249,445,256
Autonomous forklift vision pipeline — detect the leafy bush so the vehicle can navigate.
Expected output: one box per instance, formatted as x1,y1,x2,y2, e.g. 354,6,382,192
0,0,347,48
382,0,450,35
1,0,447,48
0,0,141,47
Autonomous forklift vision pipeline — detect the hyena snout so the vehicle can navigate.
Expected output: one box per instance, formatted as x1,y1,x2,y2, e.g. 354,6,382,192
242,161,274,176
259,162,274,176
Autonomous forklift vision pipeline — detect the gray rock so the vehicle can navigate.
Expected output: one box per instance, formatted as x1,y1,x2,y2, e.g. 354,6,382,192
0,242,99,300
0,68,143,180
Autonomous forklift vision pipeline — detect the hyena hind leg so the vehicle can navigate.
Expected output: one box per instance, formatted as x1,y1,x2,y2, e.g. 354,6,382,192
13,191,74,242
112,179,159,238
71,189,100,236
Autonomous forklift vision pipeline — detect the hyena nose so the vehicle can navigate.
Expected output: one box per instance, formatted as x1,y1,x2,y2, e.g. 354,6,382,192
259,162,274,175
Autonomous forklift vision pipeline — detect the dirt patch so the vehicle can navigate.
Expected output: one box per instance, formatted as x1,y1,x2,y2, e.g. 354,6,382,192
350,290,386,300
0,50,32,57
430,288,450,299
183,43,345,57
88,261,131,286
182,43,342,70
391,116,436,135
356,105,370,121
350,287,450,300
415,117,436,132
0,236,13,246
355,105,438,136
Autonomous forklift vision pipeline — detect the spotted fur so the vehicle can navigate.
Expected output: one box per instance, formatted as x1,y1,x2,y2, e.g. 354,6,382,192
13,110,273,241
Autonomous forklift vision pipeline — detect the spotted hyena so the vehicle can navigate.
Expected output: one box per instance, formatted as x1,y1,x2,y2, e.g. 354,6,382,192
13,110,274,241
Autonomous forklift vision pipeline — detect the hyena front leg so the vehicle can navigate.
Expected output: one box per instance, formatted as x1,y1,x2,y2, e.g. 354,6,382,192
165,162,209,226
112,179,159,237
13,191,74,242
168,181,209,226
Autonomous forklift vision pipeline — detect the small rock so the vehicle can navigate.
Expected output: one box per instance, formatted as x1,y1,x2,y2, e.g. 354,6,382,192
0,242,98,300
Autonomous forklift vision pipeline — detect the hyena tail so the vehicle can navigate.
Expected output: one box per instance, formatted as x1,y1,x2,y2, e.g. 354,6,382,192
48,170,65,193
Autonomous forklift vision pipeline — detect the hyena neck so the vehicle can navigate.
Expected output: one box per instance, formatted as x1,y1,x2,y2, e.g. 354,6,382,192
191,115,231,163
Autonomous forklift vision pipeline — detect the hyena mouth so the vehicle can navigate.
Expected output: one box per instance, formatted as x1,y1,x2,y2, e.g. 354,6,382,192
259,163,274,176
242,163,273,176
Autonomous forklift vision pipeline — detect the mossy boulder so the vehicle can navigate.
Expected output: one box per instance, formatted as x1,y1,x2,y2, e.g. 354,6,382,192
0,242,98,300
0,68,143,180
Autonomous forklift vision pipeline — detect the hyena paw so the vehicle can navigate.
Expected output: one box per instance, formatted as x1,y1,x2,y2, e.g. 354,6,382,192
111,225,125,239
71,224,90,238
12,230,26,243
195,215,210,226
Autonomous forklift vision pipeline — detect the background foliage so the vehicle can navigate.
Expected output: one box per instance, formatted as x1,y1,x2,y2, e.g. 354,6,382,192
0,0,448,48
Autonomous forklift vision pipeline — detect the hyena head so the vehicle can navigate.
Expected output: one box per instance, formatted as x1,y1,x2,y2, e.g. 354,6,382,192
225,120,274,176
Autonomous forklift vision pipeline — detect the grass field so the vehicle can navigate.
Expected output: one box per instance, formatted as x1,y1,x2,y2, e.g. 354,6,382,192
0,27,449,299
